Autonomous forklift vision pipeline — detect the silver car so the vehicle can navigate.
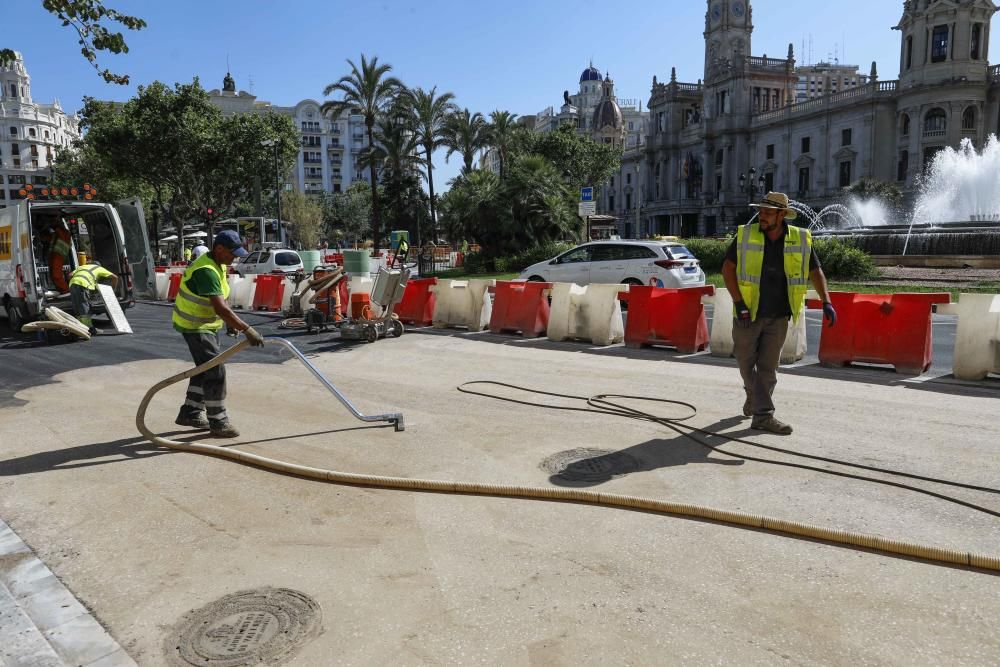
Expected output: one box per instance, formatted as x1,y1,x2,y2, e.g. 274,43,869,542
518,240,706,288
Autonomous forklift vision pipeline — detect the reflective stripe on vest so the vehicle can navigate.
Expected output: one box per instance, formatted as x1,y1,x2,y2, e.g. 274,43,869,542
69,265,101,290
735,223,812,323
171,253,230,332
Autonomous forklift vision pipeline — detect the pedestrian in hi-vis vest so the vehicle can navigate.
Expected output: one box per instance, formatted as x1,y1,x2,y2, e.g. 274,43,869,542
68,262,119,335
172,230,264,438
721,191,837,435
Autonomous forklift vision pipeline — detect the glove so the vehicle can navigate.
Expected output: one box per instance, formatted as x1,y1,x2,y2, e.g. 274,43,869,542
243,326,265,347
733,300,752,329
822,302,837,328
226,326,238,338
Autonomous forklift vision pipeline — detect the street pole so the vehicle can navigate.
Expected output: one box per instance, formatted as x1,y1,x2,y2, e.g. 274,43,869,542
274,142,282,244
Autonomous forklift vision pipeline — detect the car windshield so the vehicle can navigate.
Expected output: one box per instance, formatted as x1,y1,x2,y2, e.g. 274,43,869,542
275,252,300,266
666,245,695,259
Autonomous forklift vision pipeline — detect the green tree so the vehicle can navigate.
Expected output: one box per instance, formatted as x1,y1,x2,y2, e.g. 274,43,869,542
486,110,519,180
524,123,622,190
327,181,373,247
402,86,456,237
505,154,577,246
442,108,488,174
1,1,145,84
844,177,903,209
360,110,424,244
321,54,403,253
281,189,324,249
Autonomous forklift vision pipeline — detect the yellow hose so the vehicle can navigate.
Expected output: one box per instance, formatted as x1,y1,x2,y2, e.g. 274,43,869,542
136,340,1000,573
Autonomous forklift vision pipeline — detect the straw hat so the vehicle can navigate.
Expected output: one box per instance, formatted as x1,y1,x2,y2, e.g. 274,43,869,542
749,191,797,220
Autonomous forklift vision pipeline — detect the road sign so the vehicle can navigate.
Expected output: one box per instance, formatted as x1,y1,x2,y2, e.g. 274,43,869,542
580,187,594,202
578,201,597,217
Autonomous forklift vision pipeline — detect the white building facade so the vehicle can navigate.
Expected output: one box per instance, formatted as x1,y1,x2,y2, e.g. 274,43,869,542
0,52,81,208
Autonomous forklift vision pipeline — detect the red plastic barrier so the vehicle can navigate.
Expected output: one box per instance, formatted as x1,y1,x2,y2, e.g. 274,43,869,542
489,280,553,337
166,272,182,301
621,285,715,353
395,277,438,326
252,274,285,311
807,291,951,374
324,252,344,266
154,266,167,273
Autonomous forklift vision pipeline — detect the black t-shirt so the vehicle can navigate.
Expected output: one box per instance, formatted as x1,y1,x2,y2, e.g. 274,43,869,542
725,224,820,318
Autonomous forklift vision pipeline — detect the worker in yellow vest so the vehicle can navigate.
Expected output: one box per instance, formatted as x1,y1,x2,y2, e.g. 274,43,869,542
172,230,263,438
183,246,192,263
722,191,836,435
68,262,119,335
44,221,74,293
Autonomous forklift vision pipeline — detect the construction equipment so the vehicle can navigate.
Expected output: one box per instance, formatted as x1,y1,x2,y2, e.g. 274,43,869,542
339,267,409,343
281,266,347,333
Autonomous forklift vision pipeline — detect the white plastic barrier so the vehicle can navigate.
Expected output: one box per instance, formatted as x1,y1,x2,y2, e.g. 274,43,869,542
547,282,626,346
226,275,256,310
279,275,296,314
154,272,170,301
936,293,1000,380
704,289,815,364
430,278,495,330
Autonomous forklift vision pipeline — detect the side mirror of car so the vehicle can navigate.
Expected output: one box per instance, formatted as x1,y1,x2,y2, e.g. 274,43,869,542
549,259,559,265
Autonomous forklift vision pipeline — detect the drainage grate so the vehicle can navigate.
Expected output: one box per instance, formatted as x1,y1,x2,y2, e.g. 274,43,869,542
540,447,643,483
166,588,322,666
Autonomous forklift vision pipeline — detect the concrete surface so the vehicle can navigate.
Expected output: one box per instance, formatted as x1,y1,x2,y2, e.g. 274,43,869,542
1,305,999,664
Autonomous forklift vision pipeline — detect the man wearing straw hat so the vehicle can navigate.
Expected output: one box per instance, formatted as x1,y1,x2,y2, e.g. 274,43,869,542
722,191,837,435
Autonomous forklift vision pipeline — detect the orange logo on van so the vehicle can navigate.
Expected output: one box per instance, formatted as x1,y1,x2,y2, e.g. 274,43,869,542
0,229,12,261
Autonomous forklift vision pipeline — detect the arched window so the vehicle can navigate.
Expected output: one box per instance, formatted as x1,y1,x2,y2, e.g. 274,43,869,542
962,106,976,131
900,114,910,136
924,108,947,136
715,148,724,166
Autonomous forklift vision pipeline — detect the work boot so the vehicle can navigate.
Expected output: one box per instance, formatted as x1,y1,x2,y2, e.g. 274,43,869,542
209,421,240,438
751,415,793,435
742,392,752,418
175,410,210,430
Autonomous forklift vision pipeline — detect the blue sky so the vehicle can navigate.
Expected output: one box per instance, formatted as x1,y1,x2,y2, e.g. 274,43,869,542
12,0,985,189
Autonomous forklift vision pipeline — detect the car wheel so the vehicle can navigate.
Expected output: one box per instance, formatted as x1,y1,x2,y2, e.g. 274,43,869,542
364,325,378,343
5,301,28,332
390,319,404,337
527,275,546,282
619,279,643,310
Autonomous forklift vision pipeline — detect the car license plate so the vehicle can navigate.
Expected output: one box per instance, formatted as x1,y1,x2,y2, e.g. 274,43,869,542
684,266,697,273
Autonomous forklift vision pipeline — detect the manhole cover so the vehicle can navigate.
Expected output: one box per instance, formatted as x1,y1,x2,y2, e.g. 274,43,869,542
540,447,643,483
166,587,322,666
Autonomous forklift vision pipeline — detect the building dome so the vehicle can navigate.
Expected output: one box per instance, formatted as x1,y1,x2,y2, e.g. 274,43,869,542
591,98,623,131
580,65,602,83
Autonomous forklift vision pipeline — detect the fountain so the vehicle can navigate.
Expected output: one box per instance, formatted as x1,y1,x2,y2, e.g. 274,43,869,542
807,136,1000,266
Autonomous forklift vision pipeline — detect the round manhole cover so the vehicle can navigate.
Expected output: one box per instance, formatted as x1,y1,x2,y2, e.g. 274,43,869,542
540,447,643,483
166,587,321,666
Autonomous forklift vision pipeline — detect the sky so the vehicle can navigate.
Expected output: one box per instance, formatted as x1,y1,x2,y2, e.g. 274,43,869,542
10,0,989,189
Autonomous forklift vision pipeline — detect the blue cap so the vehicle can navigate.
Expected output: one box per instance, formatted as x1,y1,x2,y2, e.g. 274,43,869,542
213,229,248,257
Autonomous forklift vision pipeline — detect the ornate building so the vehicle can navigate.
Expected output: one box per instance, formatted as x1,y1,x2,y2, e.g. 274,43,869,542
0,52,81,209
638,0,1000,237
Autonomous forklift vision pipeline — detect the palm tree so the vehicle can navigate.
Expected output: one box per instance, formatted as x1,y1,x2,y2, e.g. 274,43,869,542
321,54,403,252
486,110,519,180
441,108,488,174
359,111,424,238
401,86,456,238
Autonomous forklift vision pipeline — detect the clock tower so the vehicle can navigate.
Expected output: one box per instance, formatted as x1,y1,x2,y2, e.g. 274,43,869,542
704,0,753,79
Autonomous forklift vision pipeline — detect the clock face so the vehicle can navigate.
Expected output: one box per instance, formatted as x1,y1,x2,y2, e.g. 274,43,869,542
711,2,722,23
732,1,745,17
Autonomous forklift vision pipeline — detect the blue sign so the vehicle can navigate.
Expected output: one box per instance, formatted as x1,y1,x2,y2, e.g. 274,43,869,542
580,187,594,202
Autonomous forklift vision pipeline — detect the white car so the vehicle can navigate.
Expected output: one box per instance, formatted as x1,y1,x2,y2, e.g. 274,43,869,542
518,240,706,288
234,249,303,276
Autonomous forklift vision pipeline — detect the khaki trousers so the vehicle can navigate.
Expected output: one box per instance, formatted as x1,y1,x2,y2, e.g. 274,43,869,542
732,316,789,417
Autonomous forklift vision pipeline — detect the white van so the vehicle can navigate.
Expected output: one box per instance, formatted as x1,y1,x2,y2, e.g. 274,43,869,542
0,198,155,330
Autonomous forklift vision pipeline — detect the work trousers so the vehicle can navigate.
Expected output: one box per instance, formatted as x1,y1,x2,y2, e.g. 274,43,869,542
69,284,93,327
180,331,228,425
732,316,789,417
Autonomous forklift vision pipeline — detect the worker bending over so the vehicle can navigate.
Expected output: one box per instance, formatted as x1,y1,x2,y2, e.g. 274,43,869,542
68,262,119,335
172,230,264,438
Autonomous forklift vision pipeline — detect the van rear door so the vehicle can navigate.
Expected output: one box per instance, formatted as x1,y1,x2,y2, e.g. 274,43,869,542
115,198,155,298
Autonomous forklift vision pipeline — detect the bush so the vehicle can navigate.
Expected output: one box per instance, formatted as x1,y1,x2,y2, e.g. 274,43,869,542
812,238,877,281
462,251,489,274
506,242,575,272
681,238,729,273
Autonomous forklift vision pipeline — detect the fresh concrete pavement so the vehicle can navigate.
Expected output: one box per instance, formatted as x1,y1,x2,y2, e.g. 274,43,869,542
1,303,999,664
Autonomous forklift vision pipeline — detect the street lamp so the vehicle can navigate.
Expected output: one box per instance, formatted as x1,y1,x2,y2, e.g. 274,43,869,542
738,166,766,200
260,139,282,242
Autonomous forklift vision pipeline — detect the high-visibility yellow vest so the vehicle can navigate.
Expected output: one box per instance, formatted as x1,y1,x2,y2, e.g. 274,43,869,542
171,253,230,332
50,229,72,259
69,264,113,290
735,223,812,323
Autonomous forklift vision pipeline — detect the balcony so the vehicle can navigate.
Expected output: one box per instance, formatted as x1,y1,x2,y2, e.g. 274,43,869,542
303,158,322,164
923,129,946,138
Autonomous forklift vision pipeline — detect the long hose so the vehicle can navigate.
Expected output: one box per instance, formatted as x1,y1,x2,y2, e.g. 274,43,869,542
136,340,1000,573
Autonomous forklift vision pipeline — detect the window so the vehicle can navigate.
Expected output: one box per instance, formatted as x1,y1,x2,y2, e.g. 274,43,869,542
905,35,913,69
766,144,775,159
591,245,624,262
28,128,35,138
243,251,261,264
801,136,810,153
971,23,982,60
558,246,592,264
9,84,15,97
30,145,37,156
276,252,300,266
44,130,49,140
626,173,631,185
333,183,341,193
764,172,774,193
898,151,909,181
798,167,810,195
610,176,614,188
8,175,25,184
962,107,976,131
608,195,615,211
901,114,910,136
924,108,947,135
841,128,852,146
839,161,852,188
8,127,15,136
10,142,18,154
625,192,632,211
622,245,657,260
931,25,949,62
715,149,724,166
